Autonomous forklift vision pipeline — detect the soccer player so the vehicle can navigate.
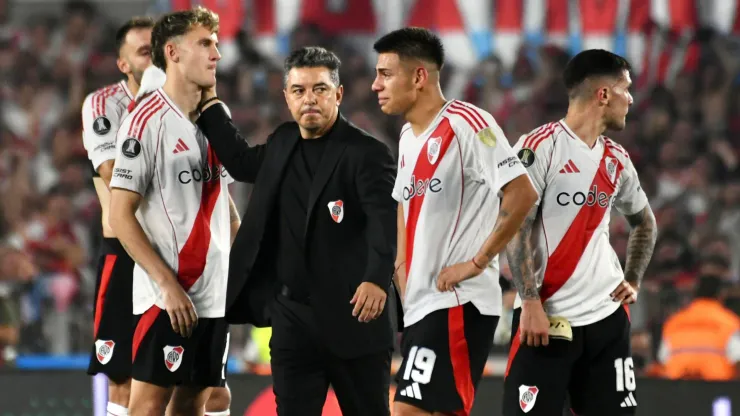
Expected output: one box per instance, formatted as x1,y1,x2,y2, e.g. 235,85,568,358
108,7,236,415
371,28,538,416
82,17,154,416
503,50,658,415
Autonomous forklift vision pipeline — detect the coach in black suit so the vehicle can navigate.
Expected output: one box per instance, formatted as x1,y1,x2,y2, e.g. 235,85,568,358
196,47,397,416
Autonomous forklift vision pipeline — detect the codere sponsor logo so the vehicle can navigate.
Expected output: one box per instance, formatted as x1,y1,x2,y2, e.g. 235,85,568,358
178,164,228,184
556,185,614,208
402,175,442,201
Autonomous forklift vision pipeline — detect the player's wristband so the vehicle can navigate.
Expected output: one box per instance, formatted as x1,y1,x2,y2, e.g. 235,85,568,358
198,96,220,113
471,257,486,270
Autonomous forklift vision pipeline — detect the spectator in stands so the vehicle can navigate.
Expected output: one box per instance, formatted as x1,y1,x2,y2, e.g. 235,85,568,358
0,246,37,366
658,275,740,380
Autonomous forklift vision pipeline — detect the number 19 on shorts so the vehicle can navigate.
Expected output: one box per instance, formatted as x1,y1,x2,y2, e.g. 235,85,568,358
402,346,437,384
614,357,636,392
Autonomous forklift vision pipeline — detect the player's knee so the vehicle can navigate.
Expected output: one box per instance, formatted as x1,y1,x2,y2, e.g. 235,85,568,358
205,386,232,412
393,401,432,416
108,378,132,406
129,397,167,416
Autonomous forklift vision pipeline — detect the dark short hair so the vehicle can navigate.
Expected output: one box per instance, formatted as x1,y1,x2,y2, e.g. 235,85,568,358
115,17,154,56
283,46,341,86
563,49,632,97
151,6,220,70
373,27,445,69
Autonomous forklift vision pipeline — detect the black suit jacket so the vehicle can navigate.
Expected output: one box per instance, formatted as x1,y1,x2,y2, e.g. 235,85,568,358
197,104,398,358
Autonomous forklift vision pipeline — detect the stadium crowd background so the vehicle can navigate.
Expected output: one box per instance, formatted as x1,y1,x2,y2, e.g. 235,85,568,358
0,0,738,381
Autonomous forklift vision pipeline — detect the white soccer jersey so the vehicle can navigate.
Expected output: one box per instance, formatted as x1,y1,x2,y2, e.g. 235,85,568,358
512,120,648,326
82,80,134,171
110,90,234,318
393,100,528,327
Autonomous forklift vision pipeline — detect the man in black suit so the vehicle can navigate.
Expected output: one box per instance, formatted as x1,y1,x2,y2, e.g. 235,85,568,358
195,47,397,416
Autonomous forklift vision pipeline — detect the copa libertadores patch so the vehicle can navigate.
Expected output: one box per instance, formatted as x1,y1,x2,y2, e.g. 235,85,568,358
93,116,111,135
517,148,535,168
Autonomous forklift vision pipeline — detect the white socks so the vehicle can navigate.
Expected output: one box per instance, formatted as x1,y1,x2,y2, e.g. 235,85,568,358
205,411,230,416
107,402,129,416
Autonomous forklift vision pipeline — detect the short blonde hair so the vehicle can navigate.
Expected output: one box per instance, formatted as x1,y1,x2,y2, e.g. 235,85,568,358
151,6,220,70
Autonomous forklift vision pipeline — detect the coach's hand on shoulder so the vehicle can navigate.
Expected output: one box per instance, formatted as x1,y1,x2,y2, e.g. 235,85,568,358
199,85,219,112
436,261,484,293
520,300,550,347
161,279,199,338
351,282,387,323
611,280,638,304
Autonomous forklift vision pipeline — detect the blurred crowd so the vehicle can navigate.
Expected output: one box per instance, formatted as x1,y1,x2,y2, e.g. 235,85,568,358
0,0,738,379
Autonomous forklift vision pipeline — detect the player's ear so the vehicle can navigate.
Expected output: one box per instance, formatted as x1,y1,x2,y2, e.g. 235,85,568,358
597,86,610,105
165,41,179,64
116,57,129,74
414,66,428,88
335,84,343,106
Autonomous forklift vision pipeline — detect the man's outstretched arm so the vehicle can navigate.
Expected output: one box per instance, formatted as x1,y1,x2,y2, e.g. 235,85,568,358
197,92,268,183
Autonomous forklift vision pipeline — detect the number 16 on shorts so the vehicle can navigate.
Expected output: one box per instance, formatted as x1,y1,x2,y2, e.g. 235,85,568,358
615,357,638,408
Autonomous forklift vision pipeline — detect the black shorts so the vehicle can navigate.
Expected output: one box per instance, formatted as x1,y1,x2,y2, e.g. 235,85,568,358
132,306,230,388
87,238,135,383
503,305,636,416
394,302,497,415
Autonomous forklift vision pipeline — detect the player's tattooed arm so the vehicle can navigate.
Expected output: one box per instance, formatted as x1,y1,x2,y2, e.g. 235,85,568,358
623,204,658,288
505,206,540,300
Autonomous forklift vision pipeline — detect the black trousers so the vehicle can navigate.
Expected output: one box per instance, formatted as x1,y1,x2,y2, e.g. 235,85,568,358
269,293,392,416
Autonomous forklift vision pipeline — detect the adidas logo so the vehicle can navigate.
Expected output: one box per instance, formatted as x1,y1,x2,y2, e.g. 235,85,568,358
173,138,190,154
559,159,580,174
398,382,422,400
620,392,637,407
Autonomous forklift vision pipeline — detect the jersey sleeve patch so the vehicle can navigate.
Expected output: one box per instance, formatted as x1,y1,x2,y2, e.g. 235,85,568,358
477,126,497,147
517,147,535,167
121,138,142,159
92,116,112,135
